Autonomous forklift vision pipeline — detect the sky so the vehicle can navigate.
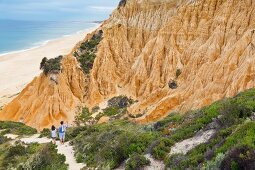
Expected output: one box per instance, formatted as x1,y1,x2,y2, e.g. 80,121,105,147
0,0,120,21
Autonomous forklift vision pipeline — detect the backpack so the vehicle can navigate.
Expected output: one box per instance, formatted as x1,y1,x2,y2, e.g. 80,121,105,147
58,125,65,133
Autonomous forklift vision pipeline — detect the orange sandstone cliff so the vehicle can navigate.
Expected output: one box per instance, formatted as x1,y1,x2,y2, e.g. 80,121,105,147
1,0,255,129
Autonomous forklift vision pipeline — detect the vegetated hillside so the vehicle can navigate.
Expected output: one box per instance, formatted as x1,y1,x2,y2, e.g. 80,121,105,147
0,121,68,169
1,0,255,128
69,88,255,169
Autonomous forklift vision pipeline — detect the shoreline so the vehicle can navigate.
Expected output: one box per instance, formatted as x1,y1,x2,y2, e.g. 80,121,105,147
0,24,99,108
0,23,99,57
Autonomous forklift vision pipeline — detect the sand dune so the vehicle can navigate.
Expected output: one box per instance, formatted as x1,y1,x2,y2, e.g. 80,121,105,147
0,25,98,108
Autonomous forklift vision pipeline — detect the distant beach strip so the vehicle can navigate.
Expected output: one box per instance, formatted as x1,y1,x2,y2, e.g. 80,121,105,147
0,21,100,57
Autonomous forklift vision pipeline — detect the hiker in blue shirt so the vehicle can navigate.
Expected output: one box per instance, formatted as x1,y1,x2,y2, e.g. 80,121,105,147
59,121,67,144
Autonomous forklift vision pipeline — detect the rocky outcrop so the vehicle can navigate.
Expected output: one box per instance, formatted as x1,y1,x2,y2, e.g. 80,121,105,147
2,0,255,128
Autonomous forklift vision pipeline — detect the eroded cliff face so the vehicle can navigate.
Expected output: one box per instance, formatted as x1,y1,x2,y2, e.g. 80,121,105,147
87,0,255,123
0,55,87,129
1,0,255,128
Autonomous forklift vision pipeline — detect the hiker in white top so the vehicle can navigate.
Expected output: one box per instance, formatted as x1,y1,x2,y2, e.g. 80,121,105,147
59,121,68,144
51,125,57,144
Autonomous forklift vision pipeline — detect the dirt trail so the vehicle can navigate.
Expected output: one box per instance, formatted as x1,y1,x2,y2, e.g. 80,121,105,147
5,134,85,170
169,129,216,155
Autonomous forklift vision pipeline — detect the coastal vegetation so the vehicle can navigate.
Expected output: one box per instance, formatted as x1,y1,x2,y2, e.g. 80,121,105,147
74,30,103,74
0,121,68,169
73,95,134,126
40,55,63,75
125,153,151,170
72,120,158,169
0,121,37,136
67,88,255,169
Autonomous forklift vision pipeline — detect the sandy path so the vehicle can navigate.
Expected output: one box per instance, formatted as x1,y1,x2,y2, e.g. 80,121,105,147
4,134,19,140
0,25,98,108
19,134,85,170
169,129,216,156
144,154,165,170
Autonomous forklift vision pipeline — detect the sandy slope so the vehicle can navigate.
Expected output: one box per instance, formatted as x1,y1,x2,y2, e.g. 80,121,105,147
0,25,98,108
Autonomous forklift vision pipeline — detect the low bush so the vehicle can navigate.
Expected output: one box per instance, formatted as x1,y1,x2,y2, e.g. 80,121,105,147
19,143,68,170
203,153,225,170
153,112,183,131
92,106,100,113
78,52,96,74
74,107,92,126
125,153,150,170
102,106,119,116
152,138,174,160
108,96,134,108
6,144,26,158
40,56,62,75
0,121,37,135
40,128,51,138
176,69,181,78
220,145,255,170
0,135,9,144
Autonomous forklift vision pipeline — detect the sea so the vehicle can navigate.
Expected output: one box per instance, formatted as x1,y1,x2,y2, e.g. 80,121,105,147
0,0,120,55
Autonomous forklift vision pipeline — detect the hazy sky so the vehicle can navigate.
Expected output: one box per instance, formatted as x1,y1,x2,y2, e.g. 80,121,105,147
0,0,120,21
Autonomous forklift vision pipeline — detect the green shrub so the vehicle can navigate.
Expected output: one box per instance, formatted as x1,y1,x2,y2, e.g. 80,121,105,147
40,56,63,75
125,153,150,170
95,112,104,121
92,106,100,113
19,143,68,170
166,154,187,169
220,145,255,170
74,107,92,126
78,53,96,74
0,135,9,144
26,143,41,154
203,153,225,170
176,69,181,78
65,126,89,141
108,96,134,108
153,112,183,131
152,138,174,160
99,96,134,120
0,121,37,135
6,144,26,158
40,128,51,138
75,152,84,163
103,106,119,116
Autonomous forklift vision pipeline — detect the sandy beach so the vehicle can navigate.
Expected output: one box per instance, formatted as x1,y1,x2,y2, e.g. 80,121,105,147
0,25,98,108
